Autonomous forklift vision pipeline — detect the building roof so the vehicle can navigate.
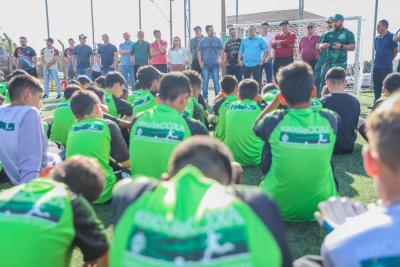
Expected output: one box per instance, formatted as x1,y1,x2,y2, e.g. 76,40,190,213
227,9,325,26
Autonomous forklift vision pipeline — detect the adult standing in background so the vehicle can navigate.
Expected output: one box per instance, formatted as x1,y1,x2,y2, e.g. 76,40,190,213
64,38,75,80
130,31,151,82
14,36,38,77
119,32,135,89
73,34,93,79
92,45,101,81
168,36,189,72
224,27,242,82
395,29,400,72
300,22,320,71
371,19,398,104
197,25,224,102
271,20,296,80
260,21,275,84
98,34,118,75
150,30,168,73
41,38,62,99
190,26,204,74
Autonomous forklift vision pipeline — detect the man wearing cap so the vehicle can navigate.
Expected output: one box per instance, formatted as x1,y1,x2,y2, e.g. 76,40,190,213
271,20,296,80
73,34,93,79
300,22,320,71
41,38,62,99
319,14,355,91
13,36,38,77
190,26,204,74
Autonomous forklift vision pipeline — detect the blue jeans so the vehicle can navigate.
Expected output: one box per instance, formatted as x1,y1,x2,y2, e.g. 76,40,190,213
76,67,92,80
226,64,243,82
43,68,61,96
101,66,115,75
201,65,220,100
261,61,273,83
121,65,135,89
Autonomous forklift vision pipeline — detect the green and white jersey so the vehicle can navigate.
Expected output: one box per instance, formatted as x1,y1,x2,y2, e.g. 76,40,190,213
213,95,239,141
66,118,116,204
321,27,355,68
183,96,196,118
105,92,119,117
310,98,323,110
0,82,7,95
128,89,157,115
50,100,75,146
254,108,339,221
110,166,282,267
224,99,264,167
0,178,74,267
262,89,280,104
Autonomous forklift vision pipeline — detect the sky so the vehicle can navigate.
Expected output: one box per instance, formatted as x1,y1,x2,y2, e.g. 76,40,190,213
1,0,400,61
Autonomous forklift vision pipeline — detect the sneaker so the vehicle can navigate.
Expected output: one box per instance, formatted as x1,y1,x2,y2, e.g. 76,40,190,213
42,95,49,99
56,95,62,100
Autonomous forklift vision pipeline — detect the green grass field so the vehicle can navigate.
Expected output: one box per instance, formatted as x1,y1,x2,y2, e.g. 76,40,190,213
0,91,378,266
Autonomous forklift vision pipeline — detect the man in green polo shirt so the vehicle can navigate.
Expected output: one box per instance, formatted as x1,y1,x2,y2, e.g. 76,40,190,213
130,72,208,179
131,30,151,81
67,90,130,204
225,79,264,167
319,14,355,91
254,62,338,221
105,71,133,118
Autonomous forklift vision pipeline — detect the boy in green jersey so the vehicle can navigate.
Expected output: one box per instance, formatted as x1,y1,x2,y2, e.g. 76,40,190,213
225,79,264,167
262,82,280,104
182,69,208,124
128,65,161,114
130,72,208,179
112,136,293,267
105,71,133,118
67,90,130,204
210,75,239,140
254,61,339,221
0,156,108,267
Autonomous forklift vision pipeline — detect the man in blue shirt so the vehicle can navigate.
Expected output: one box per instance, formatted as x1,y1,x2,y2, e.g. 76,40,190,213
395,29,400,72
238,25,269,87
73,34,93,79
98,34,118,75
119,32,135,90
372,19,398,104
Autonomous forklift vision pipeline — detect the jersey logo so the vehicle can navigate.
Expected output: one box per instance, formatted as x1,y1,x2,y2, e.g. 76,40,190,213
0,121,15,131
134,96,152,107
280,132,330,145
228,103,257,111
72,123,104,132
136,126,184,142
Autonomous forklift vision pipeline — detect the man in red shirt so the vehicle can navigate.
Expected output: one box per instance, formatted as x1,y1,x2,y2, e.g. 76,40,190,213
299,22,320,71
271,20,296,80
150,29,168,73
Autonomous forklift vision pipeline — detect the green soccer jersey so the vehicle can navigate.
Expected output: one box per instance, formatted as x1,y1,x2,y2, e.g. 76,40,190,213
321,27,355,67
214,95,239,141
0,178,75,267
50,100,75,146
110,165,282,267
224,99,264,167
105,92,119,117
130,104,192,179
66,118,116,204
254,108,338,221
262,89,280,104
183,96,206,124
128,89,157,115
0,82,7,95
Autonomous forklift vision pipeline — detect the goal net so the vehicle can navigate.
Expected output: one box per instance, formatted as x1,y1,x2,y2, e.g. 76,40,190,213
233,16,364,93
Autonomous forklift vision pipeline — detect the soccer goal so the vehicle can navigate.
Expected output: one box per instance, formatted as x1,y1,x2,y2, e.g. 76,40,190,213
233,16,364,93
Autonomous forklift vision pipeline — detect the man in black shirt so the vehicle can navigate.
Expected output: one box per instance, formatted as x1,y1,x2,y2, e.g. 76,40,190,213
224,27,243,82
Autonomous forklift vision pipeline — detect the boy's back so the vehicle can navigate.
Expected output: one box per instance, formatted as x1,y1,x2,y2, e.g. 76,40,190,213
50,100,75,147
213,95,239,140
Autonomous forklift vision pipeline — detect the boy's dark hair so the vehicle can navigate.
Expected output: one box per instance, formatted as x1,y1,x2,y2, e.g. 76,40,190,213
159,72,191,102
383,73,400,94
51,156,105,202
121,88,129,100
63,85,81,100
6,69,28,82
277,62,314,106
68,38,74,42
169,136,233,185
0,94,5,105
228,27,236,32
86,86,105,103
68,79,81,86
70,90,100,119
205,25,213,32
379,19,389,28
239,79,259,100
261,21,270,27
105,71,126,88
183,70,202,91
262,83,279,95
8,75,43,102
77,75,92,86
220,75,238,94
325,67,346,85
19,36,27,40
137,65,161,89
94,76,106,88
153,29,161,36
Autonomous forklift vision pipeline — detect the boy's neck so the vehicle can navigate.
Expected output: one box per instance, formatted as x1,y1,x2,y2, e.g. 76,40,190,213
288,102,310,109
328,86,346,93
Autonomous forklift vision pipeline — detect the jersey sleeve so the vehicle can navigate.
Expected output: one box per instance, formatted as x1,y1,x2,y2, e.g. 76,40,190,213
318,109,339,134
346,30,356,44
71,194,108,262
213,98,225,116
30,48,37,57
184,117,208,136
253,110,286,141
107,120,129,163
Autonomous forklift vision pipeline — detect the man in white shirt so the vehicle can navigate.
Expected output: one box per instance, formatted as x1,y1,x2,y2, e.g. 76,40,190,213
41,38,62,99
260,21,274,84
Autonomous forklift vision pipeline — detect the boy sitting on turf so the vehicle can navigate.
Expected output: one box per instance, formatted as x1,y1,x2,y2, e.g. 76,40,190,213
94,75,106,90
210,75,239,141
262,82,280,104
77,75,92,90
130,72,208,179
0,156,108,267
105,71,133,118
224,79,264,167
321,67,360,155
182,69,208,125
371,72,400,110
254,62,338,221
67,90,130,204
128,65,161,115
50,85,81,147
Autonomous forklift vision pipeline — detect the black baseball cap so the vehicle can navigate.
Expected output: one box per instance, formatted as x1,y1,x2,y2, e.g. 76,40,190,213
193,26,202,31
280,20,290,26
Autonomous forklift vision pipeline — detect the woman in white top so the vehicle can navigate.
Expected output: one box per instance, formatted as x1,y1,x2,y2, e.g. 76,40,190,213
168,36,189,72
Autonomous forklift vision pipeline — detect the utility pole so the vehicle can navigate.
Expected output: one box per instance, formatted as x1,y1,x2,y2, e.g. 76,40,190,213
372,0,379,63
184,0,192,47
138,0,142,29
298,0,304,20
90,0,95,48
169,0,174,45
235,0,239,25
45,0,50,38
221,0,226,40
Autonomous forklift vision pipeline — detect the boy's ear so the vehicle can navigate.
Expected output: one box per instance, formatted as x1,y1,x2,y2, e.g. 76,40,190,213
383,88,389,96
156,94,161,103
278,93,287,106
362,145,380,179
311,86,317,98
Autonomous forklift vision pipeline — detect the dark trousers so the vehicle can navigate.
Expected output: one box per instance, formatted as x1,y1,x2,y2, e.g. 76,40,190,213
153,64,168,74
373,68,392,102
243,65,261,86
191,59,202,74
273,57,294,81
261,61,273,83
226,64,243,82
305,60,318,71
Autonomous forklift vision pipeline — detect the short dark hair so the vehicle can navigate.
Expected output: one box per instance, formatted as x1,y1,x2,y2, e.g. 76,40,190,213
153,29,161,36
239,79,259,100
205,25,213,32
8,75,43,102
94,76,106,88
63,85,81,100
277,62,314,106
68,38,74,42
383,73,400,94
105,71,125,88
77,75,92,86
220,75,238,94
169,136,233,184
261,21,270,27
70,90,100,119
379,19,389,28
183,70,202,91
6,69,28,82
51,156,105,202
68,79,81,86
228,27,236,32
159,72,191,102
19,36,27,40
137,65,161,89
262,82,279,95
86,86,105,103
325,67,346,85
